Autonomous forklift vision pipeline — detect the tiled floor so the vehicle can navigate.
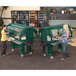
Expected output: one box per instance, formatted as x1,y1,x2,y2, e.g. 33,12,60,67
0,40,76,69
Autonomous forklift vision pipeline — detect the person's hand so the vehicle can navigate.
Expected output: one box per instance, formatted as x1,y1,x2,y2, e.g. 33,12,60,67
8,38,12,41
60,38,63,41
7,38,12,41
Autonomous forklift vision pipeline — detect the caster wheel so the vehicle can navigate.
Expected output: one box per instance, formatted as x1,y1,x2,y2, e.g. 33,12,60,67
43,54,46,56
50,56,54,59
29,52,32,55
21,54,24,57
11,49,14,52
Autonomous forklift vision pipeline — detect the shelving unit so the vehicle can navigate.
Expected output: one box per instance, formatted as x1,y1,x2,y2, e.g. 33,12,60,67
49,7,76,20
38,11,46,27
11,11,20,23
48,7,76,27
11,10,46,27
20,11,29,25
11,11,29,25
29,11,35,26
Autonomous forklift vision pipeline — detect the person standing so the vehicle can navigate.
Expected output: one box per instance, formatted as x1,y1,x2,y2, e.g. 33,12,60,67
60,24,70,60
1,25,7,56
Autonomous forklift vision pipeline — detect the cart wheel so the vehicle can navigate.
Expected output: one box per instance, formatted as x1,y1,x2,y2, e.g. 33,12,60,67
29,52,32,55
50,56,54,59
21,54,24,57
43,54,46,56
11,49,14,52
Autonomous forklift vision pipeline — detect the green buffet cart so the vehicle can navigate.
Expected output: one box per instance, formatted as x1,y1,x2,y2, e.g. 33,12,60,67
39,24,72,59
6,23,37,57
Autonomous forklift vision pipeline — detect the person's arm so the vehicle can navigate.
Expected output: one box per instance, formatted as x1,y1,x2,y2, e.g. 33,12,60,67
3,31,9,39
60,31,69,40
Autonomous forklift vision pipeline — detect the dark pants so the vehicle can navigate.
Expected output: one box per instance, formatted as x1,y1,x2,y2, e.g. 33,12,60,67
61,43,69,59
1,41,7,55
50,41,69,59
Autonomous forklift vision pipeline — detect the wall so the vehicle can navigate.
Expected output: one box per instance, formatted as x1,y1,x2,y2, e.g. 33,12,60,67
2,6,40,25
49,20,76,27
